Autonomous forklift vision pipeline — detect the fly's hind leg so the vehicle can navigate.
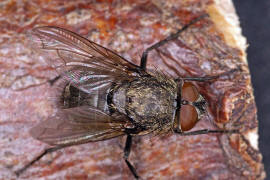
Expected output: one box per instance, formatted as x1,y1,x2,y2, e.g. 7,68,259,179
48,75,61,86
15,146,65,176
124,134,140,179
139,14,209,71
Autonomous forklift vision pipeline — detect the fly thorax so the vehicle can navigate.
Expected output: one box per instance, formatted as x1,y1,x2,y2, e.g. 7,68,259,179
125,77,177,130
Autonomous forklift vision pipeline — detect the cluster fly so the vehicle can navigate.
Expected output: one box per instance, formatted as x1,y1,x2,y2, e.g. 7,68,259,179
15,14,239,179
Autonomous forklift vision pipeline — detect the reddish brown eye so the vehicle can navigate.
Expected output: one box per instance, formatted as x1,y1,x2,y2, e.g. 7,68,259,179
179,105,198,131
178,82,200,131
182,82,199,102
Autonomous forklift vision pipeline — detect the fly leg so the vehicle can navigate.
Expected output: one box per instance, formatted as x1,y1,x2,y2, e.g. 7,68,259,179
139,14,209,70
174,128,239,135
15,146,65,176
179,68,240,82
124,135,140,179
48,75,61,85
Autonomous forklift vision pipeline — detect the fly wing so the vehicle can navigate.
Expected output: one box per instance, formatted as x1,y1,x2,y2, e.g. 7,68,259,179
29,27,140,145
31,26,145,94
30,106,129,146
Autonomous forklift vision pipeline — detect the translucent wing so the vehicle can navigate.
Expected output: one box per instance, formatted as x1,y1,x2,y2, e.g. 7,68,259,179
30,106,129,146
31,26,145,94
29,27,141,145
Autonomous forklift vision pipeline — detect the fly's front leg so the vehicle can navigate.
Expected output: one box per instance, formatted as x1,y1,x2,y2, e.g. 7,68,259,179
124,135,140,179
179,68,240,82
140,14,209,70
15,146,65,176
174,128,239,136
173,111,238,136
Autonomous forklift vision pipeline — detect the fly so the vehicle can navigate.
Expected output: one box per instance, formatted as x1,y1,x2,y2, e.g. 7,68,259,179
15,14,239,179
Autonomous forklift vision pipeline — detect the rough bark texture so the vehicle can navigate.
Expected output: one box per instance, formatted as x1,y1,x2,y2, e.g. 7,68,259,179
0,0,265,180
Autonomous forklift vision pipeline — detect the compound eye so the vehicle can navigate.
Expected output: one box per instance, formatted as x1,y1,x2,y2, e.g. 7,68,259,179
178,82,200,131
182,82,199,101
179,105,198,131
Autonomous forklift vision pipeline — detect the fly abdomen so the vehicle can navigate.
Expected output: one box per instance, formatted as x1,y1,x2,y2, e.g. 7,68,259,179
61,83,108,112
110,82,129,115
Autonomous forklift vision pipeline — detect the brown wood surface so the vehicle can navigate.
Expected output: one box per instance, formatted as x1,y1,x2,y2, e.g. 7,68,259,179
0,0,265,179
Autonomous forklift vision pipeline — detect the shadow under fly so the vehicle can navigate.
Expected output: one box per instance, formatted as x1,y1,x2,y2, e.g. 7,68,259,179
15,14,239,179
